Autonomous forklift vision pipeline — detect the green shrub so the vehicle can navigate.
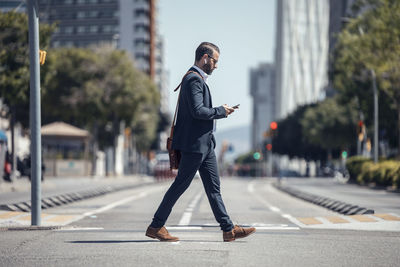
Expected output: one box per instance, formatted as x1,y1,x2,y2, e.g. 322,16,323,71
357,161,379,185
377,161,400,187
346,156,371,181
347,157,400,187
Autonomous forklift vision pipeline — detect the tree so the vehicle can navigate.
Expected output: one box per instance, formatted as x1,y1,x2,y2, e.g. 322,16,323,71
271,104,326,161
0,11,55,128
300,97,358,157
333,0,400,156
42,46,160,151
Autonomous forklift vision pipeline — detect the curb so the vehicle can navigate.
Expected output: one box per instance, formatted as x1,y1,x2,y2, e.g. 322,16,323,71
274,182,375,215
0,226,62,231
0,181,154,212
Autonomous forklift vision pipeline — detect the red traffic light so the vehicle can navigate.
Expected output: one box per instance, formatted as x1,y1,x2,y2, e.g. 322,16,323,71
270,121,278,130
266,144,272,151
358,120,363,127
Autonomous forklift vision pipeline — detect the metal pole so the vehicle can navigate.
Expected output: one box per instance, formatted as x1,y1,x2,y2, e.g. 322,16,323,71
371,70,379,163
28,0,42,226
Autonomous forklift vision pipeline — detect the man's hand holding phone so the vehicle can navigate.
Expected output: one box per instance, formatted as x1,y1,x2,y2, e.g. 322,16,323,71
223,104,240,116
223,104,235,116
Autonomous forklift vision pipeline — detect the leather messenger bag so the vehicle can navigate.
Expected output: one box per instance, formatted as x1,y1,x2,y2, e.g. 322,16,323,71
167,70,203,170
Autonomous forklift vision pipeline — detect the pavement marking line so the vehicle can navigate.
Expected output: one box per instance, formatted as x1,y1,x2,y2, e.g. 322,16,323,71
83,191,149,218
0,211,24,219
19,213,52,221
373,214,400,221
248,181,301,228
349,215,377,222
166,226,203,230
296,217,323,225
178,191,203,226
325,216,350,224
55,227,104,231
269,206,281,212
255,226,300,230
45,215,82,223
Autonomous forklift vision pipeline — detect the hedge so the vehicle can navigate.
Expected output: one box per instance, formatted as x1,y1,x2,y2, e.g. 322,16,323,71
346,156,400,188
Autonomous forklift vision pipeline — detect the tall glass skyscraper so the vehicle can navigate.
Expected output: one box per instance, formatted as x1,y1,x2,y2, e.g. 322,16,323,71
275,0,330,119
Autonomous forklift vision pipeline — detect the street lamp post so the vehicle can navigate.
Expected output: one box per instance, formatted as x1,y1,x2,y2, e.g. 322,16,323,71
28,0,42,226
371,69,379,163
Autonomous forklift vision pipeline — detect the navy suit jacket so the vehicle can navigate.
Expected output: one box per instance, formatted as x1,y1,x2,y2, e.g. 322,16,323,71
172,67,227,154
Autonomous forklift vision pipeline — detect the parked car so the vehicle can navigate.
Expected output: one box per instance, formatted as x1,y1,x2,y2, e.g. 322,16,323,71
153,152,177,180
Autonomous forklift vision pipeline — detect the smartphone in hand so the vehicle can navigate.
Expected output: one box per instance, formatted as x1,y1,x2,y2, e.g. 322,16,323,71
232,104,240,109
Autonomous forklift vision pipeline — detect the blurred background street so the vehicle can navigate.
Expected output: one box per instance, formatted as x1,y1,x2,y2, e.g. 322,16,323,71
1,0,400,266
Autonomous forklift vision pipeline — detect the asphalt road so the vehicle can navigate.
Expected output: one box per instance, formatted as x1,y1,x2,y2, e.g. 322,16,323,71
1,177,399,267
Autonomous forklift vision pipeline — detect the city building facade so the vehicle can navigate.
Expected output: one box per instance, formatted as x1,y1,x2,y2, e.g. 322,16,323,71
249,63,276,150
274,0,330,119
0,0,26,12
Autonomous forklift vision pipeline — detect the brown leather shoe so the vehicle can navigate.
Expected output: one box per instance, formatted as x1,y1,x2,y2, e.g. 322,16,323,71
145,226,179,242
223,225,256,242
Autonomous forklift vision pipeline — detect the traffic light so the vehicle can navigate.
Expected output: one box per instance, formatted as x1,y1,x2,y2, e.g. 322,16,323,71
253,152,261,160
341,150,348,159
39,50,47,65
270,121,278,130
265,143,272,151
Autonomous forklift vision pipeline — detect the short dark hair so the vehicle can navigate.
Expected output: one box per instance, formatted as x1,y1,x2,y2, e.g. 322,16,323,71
195,42,220,61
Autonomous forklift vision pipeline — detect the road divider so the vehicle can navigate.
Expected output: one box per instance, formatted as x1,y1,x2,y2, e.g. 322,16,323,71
274,182,375,215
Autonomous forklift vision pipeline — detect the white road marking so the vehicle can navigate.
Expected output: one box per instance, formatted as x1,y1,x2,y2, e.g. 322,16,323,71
166,226,203,230
65,186,164,225
248,181,300,227
178,191,203,226
269,206,281,212
55,227,104,231
82,191,148,218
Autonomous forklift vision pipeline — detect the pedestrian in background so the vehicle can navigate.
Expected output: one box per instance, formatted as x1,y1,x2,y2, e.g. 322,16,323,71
146,42,256,242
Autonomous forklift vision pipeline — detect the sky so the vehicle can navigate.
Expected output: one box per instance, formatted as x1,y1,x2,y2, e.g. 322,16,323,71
158,0,276,131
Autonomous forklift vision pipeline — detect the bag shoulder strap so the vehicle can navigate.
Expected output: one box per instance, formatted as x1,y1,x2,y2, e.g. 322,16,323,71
169,70,203,138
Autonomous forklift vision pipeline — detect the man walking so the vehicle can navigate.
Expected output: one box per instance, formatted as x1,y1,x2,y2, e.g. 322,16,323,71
146,42,255,242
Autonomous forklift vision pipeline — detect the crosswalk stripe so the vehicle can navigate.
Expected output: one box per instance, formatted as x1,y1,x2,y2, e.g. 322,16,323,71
349,215,377,222
325,216,350,224
373,214,400,221
297,217,323,225
0,211,24,219
45,215,81,223
18,213,52,221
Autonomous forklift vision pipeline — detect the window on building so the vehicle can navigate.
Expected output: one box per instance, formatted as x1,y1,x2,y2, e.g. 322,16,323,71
89,10,99,18
77,26,86,34
77,11,86,19
64,0,74,4
77,0,86,4
134,9,149,18
89,25,99,33
64,26,74,34
103,25,113,33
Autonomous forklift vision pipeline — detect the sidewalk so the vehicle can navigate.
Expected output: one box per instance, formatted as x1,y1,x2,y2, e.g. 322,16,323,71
276,177,400,215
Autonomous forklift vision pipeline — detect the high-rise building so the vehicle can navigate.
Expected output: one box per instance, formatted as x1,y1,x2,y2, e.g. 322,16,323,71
326,0,357,96
249,63,276,150
0,0,26,12
274,0,330,119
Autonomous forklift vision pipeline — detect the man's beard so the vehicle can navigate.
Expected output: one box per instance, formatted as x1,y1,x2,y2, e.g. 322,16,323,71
204,63,213,75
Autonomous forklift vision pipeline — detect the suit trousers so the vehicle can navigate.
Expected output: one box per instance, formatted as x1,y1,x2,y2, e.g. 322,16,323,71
150,142,234,232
